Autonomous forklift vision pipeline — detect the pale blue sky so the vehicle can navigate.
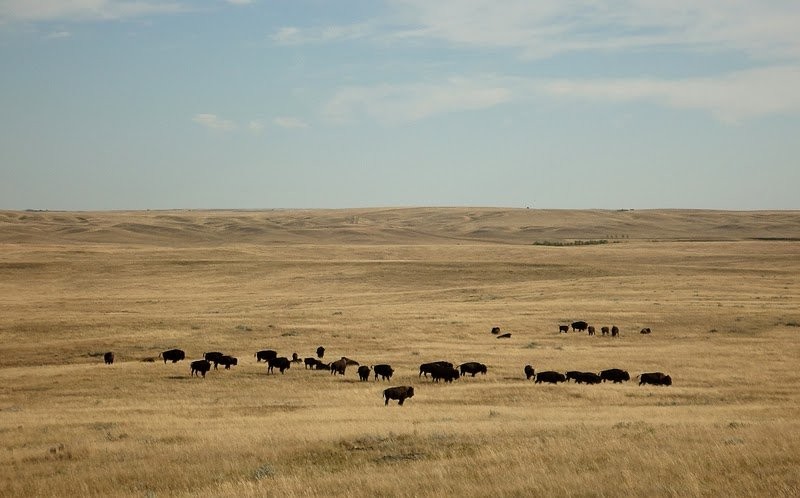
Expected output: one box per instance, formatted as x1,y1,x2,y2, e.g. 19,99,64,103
1,0,799,210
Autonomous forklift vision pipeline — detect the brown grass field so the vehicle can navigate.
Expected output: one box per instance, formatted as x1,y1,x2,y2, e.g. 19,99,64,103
1,208,799,497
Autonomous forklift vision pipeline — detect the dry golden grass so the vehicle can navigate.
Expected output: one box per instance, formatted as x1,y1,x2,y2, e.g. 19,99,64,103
1,208,799,497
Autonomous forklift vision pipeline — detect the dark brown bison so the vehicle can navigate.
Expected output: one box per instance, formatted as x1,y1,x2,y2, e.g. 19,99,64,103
267,357,291,374
491,326,501,335
600,368,630,383
217,355,238,370
304,357,321,369
357,365,371,381
559,325,569,333
535,371,566,384
255,350,277,362
430,365,460,383
316,346,325,359
330,358,348,376
291,353,303,363
601,326,610,336
639,372,672,386
204,352,225,369
373,364,394,381
587,326,596,336
103,352,114,365
565,371,582,382
190,359,211,377
496,333,512,339
383,386,414,406
459,362,487,377
571,321,588,332
574,372,602,384
314,361,330,370
611,325,619,337
419,361,453,378
640,327,652,334
160,349,185,364
524,365,535,380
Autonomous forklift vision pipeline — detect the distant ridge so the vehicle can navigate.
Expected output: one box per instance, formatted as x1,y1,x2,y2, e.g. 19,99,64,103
1,208,799,246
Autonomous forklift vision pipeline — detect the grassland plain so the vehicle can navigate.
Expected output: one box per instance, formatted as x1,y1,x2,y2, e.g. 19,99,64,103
1,208,799,497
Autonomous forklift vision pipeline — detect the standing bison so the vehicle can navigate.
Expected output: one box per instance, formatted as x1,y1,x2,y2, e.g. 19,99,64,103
267,357,291,374
574,372,602,384
330,358,348,376
419,361,453,378
600,368,630,383
217,355,238,370
204,352,225,369
535,371,566,384
601,326,610,336
491,326,501,335
373,364,394,381
459,362,487,377
160,349,185,364
587,326,596,336
357,365,371,381
430,365,460,383
524,365,535,380
639,372,672,386
103,352,114,365
559,325,569,333
190,359,211,377
255,350,277,362
316,346,325,359
383,386,414,406
611,326,619,337
571,321,588,332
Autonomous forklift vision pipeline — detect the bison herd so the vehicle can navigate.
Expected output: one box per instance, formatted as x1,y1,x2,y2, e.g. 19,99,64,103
99,329,671,407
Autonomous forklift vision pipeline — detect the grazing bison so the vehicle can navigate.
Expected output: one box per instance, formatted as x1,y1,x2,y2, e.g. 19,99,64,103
316,346,325,359
330,358,348,376
217,355,238,370
204,352,225,369
357,365,371,381
383,386,414,406
611,325,619,337
255,350,278,362
600,368,630,383
574,372,602,384
190,359,211,378
535,371,567,384
304,357,321,369
267,357,291,374
419,361,453,378
103,352,114,365
496,333,512,339
640,327,652,334
430,365,460,383
587,326,596,336
639,372,672,386
160,349,185,364
524,365,535,380
373,364,394,381
565,371,582,382
491,326,501,335
459,362,487,377
559,325,569,333
571,321,589,332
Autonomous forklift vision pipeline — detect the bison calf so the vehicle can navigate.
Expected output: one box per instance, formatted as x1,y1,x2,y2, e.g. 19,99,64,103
384,386,414,406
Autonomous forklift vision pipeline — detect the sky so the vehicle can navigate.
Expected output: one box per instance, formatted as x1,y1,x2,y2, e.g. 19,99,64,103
1,0,799,211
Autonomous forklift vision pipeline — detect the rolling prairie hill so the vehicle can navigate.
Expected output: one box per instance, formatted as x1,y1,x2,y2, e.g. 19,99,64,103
1,208,799,246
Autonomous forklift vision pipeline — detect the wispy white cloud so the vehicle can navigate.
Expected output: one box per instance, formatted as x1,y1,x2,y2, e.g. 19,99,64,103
225,0,254,5
539,66,800,124
193,113,236,131
273,116,309,129
248,120,264,134
323,76,512,124
45,30,72,40
0,0,187,23
391,0,800,61
272,22,375,45
323,66,800,125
